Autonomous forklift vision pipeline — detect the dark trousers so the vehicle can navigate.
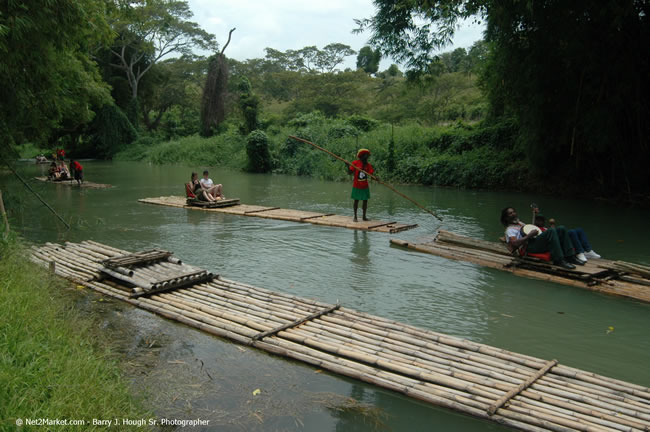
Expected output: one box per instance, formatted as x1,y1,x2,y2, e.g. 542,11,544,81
568,228,592,254
527,226,575,262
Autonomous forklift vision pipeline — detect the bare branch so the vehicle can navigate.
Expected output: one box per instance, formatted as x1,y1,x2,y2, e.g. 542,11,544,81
220,28,236,56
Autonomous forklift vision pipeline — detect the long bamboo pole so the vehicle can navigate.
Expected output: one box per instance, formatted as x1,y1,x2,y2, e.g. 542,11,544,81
288,135,443,221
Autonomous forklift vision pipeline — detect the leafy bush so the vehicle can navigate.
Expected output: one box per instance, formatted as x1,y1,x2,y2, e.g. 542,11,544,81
246,130,272,172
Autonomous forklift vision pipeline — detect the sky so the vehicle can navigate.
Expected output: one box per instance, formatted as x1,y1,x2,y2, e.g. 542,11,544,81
186,0,485,71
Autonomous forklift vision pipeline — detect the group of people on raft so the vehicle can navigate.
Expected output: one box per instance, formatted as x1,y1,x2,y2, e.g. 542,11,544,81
183,149,373,217
46,148,83,185
186,171,225,202
501,206,601,269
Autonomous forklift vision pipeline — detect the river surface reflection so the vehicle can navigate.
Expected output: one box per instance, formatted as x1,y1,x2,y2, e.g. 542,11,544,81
3,160,649,431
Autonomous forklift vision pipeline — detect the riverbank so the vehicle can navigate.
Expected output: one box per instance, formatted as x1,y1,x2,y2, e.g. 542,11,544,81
0,236,149,430
114,115,530,191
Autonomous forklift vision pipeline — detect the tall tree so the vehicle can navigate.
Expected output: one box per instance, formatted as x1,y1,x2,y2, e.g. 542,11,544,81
200,28,235,137
316,43,357,73
107,0,216,111
356,46,382,74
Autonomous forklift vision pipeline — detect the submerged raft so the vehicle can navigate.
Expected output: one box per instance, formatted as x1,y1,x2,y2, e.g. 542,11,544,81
31,241,650,432
139,195,417,233
34,176,112,189
391,230,650,304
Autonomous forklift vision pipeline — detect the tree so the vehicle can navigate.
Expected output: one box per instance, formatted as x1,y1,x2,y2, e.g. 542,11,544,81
107,0,216,112
263,44,356,74
238,77,260,134
316,43,357,73
200,28,235,137
356,46,381,74
139,55,206,132
357,0,650,200
0,0,113,149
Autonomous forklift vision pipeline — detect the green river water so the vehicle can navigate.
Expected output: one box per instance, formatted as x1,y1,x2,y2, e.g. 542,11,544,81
3,161,650,431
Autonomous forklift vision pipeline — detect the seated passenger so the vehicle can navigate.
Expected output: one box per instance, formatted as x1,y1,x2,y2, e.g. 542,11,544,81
501,206,582,270
535,213,601,262
199,170,224,200
58,161,70,180
48,162,60,180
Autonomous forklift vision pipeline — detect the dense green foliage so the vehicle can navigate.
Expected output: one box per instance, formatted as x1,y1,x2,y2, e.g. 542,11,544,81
357,0,650,201
0,0,112,148
246,130,272,173
86,104,138,158
116,114,526,190
0,237,148,428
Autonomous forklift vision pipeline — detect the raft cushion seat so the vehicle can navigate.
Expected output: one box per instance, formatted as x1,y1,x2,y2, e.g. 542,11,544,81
525,251,552,261
185,183,196,199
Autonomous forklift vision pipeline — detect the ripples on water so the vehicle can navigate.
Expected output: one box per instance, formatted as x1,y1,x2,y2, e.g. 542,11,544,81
4,161,650,431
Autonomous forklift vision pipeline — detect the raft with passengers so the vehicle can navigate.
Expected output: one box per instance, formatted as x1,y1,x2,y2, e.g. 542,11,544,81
140,148,419,233
33,148,111,188
392,205,650,303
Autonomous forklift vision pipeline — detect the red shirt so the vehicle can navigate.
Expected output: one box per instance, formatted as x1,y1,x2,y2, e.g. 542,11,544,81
349,160,374,189
71,161,83,171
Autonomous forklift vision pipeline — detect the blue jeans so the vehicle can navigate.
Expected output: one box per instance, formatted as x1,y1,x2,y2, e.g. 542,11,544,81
568,228,592,254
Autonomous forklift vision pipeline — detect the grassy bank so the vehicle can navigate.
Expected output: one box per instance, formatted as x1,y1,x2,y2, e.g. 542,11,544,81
115,114,529,191
0,236,149,430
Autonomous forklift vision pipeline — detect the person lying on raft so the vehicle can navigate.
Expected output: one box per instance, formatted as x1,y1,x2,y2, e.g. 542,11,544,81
533,212,601,263
501,206,582,270
189,172,219,202
199,170,225,200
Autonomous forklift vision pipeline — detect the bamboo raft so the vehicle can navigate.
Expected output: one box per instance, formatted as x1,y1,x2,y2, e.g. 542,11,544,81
391,230,650,304
139,195,418,233
34,176,112,189
30,241,650,431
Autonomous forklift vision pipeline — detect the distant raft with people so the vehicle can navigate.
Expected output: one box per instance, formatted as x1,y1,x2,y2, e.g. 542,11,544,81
139,195,418,233
391,230,650,304
33,177,112,189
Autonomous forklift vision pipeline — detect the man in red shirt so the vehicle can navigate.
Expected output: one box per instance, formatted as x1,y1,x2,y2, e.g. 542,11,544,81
69,160,83,185
348,149,374,222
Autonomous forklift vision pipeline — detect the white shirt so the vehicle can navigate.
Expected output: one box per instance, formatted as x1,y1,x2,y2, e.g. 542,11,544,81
200,178,214,187
505,222,524,243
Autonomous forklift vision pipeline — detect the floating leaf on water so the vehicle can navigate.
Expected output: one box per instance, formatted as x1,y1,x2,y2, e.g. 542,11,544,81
252,388,261,396
314,369,323,374
76,285,85,290
606,326,614,334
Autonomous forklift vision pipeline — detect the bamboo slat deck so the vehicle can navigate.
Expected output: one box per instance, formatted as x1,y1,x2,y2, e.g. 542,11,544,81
30,241,650,432
139,195,418,233
34,176,112,189
391,230,650,304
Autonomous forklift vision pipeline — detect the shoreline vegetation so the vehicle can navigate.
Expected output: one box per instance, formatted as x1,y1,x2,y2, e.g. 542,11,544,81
108,114,606,204
0,236,150,430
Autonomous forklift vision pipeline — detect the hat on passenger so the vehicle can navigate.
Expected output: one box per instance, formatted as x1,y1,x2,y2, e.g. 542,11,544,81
357,148,370,158
535,213,546,220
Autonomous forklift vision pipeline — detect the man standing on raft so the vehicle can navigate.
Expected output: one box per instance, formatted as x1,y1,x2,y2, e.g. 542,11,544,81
349,149,374,222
